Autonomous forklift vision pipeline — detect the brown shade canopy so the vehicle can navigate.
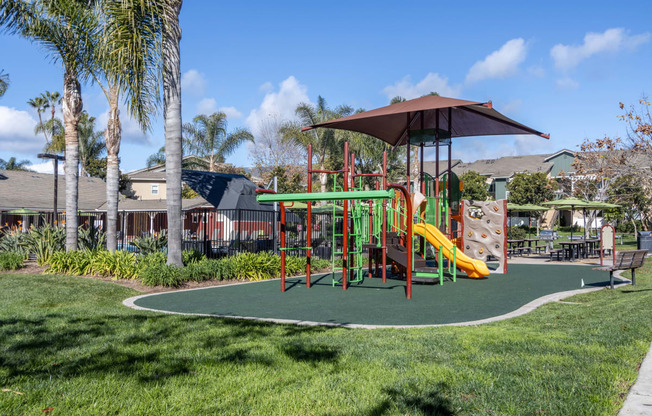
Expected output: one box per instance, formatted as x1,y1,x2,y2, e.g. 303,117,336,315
302,95,549,146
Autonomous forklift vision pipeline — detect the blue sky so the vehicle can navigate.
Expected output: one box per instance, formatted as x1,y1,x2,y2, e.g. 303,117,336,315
1,0,651,173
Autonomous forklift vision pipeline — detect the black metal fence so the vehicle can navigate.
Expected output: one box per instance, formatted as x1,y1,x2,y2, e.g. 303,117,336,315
0,208,336,260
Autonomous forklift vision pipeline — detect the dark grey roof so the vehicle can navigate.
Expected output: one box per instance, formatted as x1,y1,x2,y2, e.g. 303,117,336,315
452,153,554,178
423,160,463,177
95,196,211,212
0,170,107,211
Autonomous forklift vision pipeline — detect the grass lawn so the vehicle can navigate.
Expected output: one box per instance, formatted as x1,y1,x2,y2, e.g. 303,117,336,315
1,261,651,415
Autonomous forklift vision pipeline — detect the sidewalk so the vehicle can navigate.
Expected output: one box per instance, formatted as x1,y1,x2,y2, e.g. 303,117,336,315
619,340,652,415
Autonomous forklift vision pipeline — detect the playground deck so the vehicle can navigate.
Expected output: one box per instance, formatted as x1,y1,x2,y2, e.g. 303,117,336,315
127,264,618,327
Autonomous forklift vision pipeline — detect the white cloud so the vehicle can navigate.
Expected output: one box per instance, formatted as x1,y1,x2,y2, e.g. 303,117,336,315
551,28,650,71
259,82,273,93
196,99,242,120
528,65,546,78
500,99,522,115
246,76,311,137
0,106,43,154
556,77,579,89
30,160,64,174
97,106,150,145
466,38,528,84
197,98,217,114
382,73,461,100
181,69,208,96
219,106,242,119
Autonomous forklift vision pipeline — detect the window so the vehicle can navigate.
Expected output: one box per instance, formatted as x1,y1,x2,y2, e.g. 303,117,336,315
192,213,199,224
151,185,159,195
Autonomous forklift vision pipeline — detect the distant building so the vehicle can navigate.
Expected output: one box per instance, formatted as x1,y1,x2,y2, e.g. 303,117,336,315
424,149,576,200
125,155,261,200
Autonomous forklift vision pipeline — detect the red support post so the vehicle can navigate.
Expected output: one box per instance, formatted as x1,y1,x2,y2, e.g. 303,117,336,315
306,145,312,288
342,142,349,290
382,151,387,283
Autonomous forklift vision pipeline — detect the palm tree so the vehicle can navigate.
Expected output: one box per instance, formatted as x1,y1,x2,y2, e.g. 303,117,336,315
76,112,105,176
106,0,183,264
0,157,31,171
42,90,61,144
1,0,96,251
40,117,65,153
282,96,354,193
28,95,50,145
183,112,254,172
84,0,160,252
161,0,183,266
147,146,166,168
0,70,8,97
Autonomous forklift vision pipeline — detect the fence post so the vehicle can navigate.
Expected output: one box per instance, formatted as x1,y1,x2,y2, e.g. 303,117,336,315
237,209,241,254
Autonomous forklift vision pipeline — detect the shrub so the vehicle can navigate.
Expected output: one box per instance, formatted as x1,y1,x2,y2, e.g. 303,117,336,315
0,252,24,270
140,263,184,287
91,250,142,279
507,227,527,240
46,251,93,275
0,228,27,257
129,231,167,255
182,249,205,265
23,224,66,265
78,226,106,251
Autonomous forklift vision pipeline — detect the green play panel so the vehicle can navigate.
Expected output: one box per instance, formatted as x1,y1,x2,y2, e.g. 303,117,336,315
131,264,614,326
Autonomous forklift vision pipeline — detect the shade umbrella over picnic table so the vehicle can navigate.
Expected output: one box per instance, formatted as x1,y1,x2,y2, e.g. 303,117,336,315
542,197,593,240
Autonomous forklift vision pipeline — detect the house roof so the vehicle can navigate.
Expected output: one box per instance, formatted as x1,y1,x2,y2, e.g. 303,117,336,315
95,196,212,212
0,169,108,211
453,153,554,178
423,160,463,177
127,171,167,181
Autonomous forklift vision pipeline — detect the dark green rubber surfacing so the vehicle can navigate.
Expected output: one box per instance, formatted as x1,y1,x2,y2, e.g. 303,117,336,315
132,264,613,326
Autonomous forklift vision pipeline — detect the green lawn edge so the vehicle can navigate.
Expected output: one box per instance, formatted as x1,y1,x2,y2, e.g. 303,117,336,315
1,262,651,415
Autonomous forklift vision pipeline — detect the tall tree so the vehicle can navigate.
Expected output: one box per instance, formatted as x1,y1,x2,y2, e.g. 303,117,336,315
89,0,160,252
42,90,61,146
161,0,184,266
282,96,354,193
76,111,105,176
0,157,31,171
0,69,8,97
0,0,96,251
41,117,64,153
27,95,50,145
183,112,253,172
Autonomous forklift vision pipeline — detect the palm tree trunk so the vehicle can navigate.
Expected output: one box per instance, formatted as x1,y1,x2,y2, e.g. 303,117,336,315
163,0,183,266
62,70,83,252
105,86,121,252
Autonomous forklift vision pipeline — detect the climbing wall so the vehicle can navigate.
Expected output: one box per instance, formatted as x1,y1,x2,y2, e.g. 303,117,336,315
460,199,507,274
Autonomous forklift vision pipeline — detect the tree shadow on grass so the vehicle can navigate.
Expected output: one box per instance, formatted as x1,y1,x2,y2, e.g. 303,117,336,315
360,382,455,416
0,312,342,384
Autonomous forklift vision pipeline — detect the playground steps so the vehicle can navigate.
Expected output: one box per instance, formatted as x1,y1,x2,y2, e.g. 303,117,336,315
386,244,427,269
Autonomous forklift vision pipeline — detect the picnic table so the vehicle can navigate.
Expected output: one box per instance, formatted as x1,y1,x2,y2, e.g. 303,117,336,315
558,241,586,261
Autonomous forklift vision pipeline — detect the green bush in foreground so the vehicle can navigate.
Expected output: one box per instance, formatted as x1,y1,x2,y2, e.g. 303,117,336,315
0,252,24,270
44,249,331,287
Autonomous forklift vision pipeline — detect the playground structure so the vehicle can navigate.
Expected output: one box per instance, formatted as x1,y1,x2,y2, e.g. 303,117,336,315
257,95,548,299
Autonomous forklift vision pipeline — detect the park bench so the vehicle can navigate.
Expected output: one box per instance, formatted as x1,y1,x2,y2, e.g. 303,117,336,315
549,248,563,261
593,249,648,289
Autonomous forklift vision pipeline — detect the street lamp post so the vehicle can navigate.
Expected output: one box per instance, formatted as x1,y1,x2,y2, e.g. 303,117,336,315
37,153,65,226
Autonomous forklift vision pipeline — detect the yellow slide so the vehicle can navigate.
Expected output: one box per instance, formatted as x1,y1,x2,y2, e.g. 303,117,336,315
413,223,490,278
